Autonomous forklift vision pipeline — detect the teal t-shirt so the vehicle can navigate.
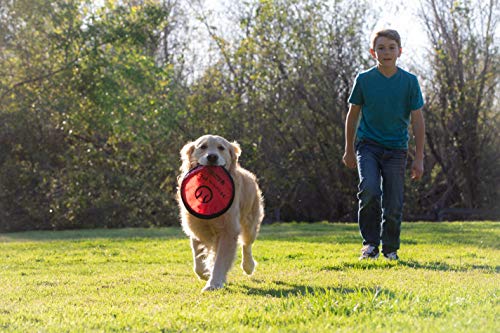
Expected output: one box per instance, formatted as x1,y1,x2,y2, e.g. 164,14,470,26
348,67,424,149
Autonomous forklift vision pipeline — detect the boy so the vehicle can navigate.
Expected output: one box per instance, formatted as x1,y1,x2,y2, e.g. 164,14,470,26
342,29,425,260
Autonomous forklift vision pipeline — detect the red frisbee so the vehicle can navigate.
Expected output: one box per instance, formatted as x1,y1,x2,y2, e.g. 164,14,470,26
180,165,235,219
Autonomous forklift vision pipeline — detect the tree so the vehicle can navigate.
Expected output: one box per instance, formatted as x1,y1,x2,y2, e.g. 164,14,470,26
0,0,190,231
187,0,372,221
419,0,499,217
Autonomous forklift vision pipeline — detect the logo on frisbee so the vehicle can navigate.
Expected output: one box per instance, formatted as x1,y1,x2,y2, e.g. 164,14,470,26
195,185,213,203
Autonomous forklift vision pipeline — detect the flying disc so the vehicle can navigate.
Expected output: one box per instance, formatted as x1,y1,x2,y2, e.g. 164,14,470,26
180,165,235,219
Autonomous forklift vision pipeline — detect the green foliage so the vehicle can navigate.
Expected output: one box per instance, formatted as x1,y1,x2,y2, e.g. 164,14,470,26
419,0,499,214
0,0,498,231
0,0,184,231
0,222,498,332
187,0,371,221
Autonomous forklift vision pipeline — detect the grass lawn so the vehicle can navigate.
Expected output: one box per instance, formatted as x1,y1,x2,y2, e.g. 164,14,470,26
0,222,498,332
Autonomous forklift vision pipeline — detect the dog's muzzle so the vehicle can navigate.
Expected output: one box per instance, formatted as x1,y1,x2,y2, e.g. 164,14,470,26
197,154,227,168
207,154,219,165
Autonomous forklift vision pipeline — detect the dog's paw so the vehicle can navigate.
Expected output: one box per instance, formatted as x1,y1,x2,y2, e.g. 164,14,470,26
241,258,256,275
202,281,224,292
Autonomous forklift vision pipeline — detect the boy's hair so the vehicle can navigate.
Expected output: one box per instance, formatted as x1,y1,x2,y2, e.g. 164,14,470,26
371,29,401,49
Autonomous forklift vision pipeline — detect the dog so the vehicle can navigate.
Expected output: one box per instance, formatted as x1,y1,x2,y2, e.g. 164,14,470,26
177,135,264,291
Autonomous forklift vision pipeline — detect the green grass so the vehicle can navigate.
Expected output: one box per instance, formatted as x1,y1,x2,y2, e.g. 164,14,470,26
0,222,498,332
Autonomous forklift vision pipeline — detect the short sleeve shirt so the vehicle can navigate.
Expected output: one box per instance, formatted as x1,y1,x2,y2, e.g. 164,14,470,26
348,67,424,149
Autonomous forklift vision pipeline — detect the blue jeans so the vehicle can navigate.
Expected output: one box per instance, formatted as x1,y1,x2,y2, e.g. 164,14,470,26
356,140,407,254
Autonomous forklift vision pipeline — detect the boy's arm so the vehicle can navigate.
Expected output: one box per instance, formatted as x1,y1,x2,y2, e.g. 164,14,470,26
410,108,425,180
343,104,362,169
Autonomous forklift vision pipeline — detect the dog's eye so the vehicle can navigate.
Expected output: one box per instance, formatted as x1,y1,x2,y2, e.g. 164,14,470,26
199,144,207,150
218,146,225,151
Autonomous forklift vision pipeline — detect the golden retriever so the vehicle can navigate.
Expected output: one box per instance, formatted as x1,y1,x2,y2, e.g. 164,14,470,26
177,135,264,291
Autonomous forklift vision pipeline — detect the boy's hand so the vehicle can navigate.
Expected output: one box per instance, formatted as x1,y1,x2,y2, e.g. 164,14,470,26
342,151,357,169
411,158,424,180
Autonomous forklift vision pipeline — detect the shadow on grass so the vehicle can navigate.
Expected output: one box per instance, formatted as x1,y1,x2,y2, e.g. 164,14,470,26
322,260,397,271
398,260,499,273
321,260,499,273
237,280,397,299
240,281,352,298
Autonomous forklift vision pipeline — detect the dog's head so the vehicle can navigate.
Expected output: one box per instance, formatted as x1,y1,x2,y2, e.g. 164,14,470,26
180,135,241,173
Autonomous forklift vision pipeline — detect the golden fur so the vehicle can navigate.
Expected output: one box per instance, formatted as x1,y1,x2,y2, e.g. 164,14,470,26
177,135,264,291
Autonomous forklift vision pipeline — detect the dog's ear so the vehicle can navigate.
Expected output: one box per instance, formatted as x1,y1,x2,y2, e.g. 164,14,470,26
180,141,195,172
230,141,241,164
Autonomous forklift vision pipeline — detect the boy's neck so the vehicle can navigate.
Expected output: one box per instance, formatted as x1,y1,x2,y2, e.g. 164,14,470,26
377,65,398,78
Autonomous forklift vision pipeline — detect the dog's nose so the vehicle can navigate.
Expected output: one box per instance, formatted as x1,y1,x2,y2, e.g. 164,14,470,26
207,154,218,164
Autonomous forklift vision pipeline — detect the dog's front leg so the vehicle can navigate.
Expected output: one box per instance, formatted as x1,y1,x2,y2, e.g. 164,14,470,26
203,232,238,291
191,238,209,280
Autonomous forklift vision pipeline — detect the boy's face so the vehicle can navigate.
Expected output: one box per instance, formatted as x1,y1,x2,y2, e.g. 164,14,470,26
370,36,402,68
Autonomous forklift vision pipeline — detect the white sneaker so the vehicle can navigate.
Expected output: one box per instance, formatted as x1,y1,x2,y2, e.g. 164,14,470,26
359,245,380,260
383,252,399,261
